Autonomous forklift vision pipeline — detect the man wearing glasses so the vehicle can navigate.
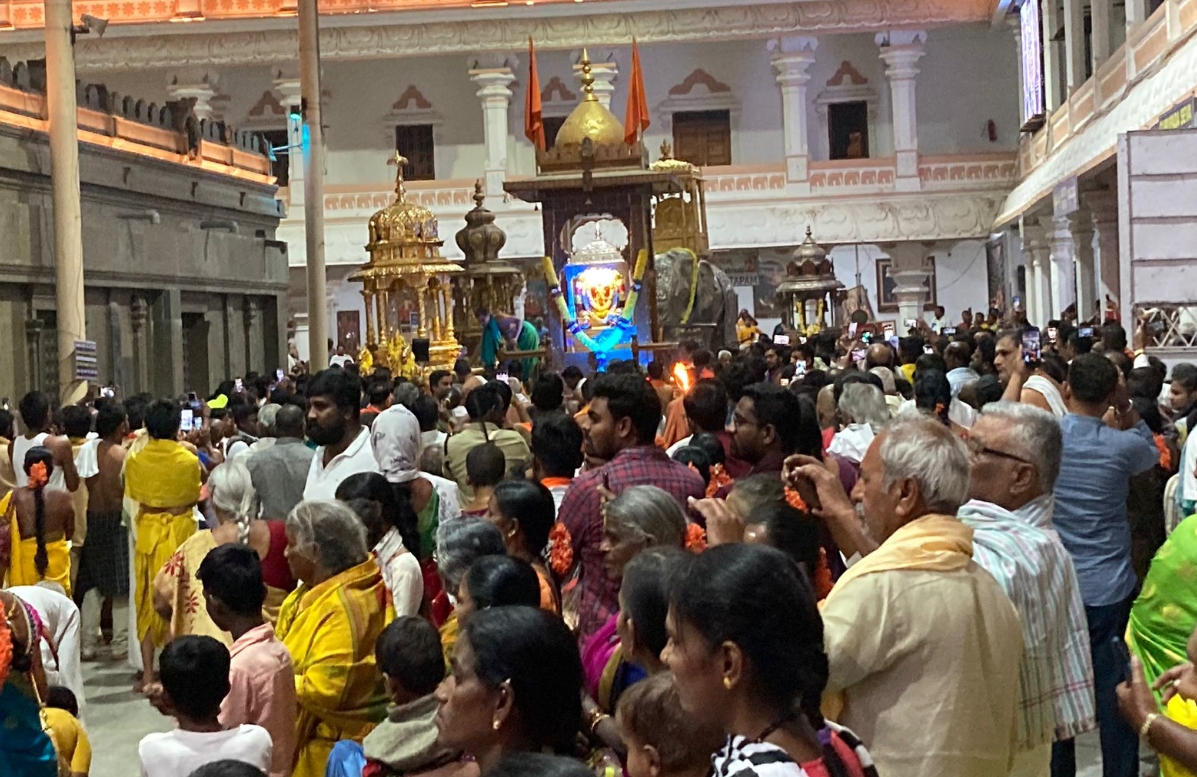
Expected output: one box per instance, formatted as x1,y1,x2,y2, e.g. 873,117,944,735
959,403,1097,777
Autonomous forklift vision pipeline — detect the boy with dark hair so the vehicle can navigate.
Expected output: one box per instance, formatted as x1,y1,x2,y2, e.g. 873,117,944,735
198,545,296,777
461,442,506,516
531,411,585,513
139,635,273,777
327,616,467,777
43,685,92,777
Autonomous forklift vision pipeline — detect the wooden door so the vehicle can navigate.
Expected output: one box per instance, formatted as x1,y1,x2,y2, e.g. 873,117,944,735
337,311,361,352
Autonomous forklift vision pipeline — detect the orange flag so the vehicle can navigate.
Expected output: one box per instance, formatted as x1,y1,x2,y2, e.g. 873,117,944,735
525,37,546,151
624,38,650,145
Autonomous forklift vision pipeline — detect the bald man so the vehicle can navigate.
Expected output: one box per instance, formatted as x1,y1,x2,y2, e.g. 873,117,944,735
865,342,896,372
945,341,979,398
246,404,315,520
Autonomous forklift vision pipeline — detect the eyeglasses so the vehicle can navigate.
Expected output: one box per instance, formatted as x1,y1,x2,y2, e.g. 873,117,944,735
964,436,1036,467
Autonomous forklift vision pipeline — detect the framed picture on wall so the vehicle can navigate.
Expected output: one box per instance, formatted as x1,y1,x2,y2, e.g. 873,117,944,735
876,256,937,313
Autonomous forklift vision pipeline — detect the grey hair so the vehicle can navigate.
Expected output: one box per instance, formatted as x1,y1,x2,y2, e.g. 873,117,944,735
392,382,421,410
605,485,687,548
286,499,369,575
209,460,259,545
879,414,970,515
258,403,281,435
980,401,1063,491
838,383,890,431
435,518,506,592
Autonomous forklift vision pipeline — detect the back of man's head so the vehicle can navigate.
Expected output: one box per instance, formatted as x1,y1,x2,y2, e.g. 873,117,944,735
466,442,506,488
18,391,50,432
159,635,231,721
95,403,127,440
683,379,729,435
1102,322,1129,353
532,412,584,477
410,395,439,433
376,616,444,697
879,414,970,516
1067,353,1119,405
145,400,182,441
60,405,92,439
531,374,565,413
592,374,662,446
980,402,1063,494
197,544,267,617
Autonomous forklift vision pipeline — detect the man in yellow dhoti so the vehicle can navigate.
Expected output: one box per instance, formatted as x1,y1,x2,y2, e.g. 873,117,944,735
124,400,202,692
276,500,388,777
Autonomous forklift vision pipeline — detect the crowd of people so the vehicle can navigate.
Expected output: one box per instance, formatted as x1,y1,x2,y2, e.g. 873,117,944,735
5,305,1197,777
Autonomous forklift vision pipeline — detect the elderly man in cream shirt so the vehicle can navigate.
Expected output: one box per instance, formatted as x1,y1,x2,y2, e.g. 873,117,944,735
789,414,1023,777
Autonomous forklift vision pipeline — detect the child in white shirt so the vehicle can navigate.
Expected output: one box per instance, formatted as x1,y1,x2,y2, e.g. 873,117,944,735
139,635,273,777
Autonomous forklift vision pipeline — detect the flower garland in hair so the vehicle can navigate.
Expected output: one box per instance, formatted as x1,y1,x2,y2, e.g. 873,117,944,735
0,614,12,690
785,487,833,598
27,461,47,490
548,524,574,577
784,486,808,512
684,523,707,553
705,463,733,498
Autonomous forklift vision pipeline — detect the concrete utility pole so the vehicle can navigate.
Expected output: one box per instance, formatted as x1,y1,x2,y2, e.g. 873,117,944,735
44,0,87,403
299,0,328,369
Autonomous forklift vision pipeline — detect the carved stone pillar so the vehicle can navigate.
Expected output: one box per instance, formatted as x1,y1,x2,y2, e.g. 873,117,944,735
1067,209,1096,322
130,294,149,393
25,319,44,393
1042,0,1064,111
1083,189,1121,313
1049,215,1077,320
769,36,818,184
469,58,517,197
245,297,263,375
1020,220,1048,328
275,74,304,207
877,30,926,191
889,242,931,334
1063,0,1086,92
167,71,218,121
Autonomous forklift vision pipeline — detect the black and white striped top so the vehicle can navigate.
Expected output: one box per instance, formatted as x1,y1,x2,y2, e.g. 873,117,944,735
711,723,879,777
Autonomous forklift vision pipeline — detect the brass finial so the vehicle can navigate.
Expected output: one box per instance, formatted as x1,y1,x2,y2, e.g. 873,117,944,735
388,150,409,200
472,179,485,208
660,140,673,160
805,225,813,239
579,49,596,102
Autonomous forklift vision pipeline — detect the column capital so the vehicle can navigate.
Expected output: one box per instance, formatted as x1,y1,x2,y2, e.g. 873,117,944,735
770,38,818,85
468,52,519,72
768,35,819,57
274,76,303,108
877,30,927,78
470,68,516,100
167,71,218,120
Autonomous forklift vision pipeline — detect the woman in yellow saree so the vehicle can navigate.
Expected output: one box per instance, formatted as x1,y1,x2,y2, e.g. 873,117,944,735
276,500,388,777
3,448,73,595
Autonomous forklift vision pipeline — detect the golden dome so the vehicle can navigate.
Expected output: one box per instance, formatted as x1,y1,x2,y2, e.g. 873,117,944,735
366,151,443,257
555,50,625,149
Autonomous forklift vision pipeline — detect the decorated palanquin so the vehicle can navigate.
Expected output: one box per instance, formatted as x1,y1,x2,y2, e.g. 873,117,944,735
565,233,627,334
774,227,847,336
351,152,464,376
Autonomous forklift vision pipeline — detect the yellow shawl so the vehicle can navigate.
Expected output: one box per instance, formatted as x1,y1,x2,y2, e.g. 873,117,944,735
831,512,974,594
277,559,389,777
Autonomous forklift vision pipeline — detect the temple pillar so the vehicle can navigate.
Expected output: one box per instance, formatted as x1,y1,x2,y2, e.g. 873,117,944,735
1083,189,1120,315
1043,0,1064,110
769,36,818,185
1091,0,1112,69
275,75,304,207
1064,0,1086,92
1049,215,1077,319
470,59,517,198
1067,209,1096,322
1020,220,1047,328
889,243,931,334
877,31,926,192
167,71,218,122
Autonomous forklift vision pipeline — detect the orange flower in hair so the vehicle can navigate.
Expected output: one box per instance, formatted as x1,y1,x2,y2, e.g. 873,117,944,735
26,461,48,490
784,486,808,513
705,463,733,498
548,523,574,577
0,616,12,689
813,548,834,600
684,523,707,553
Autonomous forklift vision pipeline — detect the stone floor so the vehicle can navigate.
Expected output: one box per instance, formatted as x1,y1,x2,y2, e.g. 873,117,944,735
79,655,1119,777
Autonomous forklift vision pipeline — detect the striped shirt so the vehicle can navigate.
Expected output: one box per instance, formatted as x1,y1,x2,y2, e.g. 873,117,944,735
712,725,878,777
958,498,1097,747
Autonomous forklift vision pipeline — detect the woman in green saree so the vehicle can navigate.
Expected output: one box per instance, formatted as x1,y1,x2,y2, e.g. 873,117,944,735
1129,513,1197,695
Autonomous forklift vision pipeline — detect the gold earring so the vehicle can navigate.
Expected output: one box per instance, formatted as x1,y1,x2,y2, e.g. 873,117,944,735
723,676,732,690
492,719,502,731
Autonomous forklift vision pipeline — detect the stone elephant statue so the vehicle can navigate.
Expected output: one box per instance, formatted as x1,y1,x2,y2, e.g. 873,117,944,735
654,248,737,351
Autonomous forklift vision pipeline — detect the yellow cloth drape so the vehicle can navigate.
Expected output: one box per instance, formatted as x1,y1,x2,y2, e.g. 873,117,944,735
276,559,389,777
2,491,72,595
153,530,231,646
439,611,460,672
125,439,201,647
830,512,975,593
1163,694,1197,777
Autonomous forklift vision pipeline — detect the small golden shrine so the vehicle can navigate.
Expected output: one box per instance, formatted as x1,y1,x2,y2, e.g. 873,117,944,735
349,152,464,375
775,227,846,335
649,141,709,256
452,181,523,361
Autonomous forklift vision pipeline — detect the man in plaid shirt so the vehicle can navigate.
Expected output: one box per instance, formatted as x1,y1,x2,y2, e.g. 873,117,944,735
558,372,705,643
